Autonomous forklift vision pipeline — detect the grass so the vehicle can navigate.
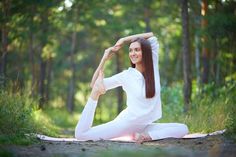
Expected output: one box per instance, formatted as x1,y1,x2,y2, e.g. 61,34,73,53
159,81,235,135
0,90,39,145
0,89,67,144
34,106,79,137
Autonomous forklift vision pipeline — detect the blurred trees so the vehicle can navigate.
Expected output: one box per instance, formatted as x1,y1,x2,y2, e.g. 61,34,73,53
181,0,192,112
0,0,235,116
0,0,11,88
201,0,209,84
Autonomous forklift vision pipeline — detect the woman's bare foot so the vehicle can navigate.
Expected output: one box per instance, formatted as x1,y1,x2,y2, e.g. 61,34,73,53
133,132,152,144
90,71,106,100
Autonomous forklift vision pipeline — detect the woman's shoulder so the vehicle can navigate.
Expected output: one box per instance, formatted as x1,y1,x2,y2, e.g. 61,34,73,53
119,67,131,75
116,67,133,77
117,67,140,75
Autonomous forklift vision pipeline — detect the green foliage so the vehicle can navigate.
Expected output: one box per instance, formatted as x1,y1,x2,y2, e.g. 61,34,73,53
223,81,236,140
158,81,236,136
0,90,38,144
158,83,185,124
33,109,63,137
189,81,235,134
0,87,61,144
34,106,79,137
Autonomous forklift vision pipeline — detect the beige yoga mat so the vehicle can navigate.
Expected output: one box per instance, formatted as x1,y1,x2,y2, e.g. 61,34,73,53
36,129,226,142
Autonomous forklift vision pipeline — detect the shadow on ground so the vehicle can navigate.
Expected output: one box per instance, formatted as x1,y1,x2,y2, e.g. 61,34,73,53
1,135,235,157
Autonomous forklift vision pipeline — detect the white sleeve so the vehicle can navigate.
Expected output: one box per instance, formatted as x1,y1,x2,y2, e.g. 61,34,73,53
147,36,159,70
103,70,126,91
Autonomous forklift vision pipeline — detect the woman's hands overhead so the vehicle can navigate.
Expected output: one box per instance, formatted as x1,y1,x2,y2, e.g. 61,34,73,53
102,47,118,61
114,38,125,51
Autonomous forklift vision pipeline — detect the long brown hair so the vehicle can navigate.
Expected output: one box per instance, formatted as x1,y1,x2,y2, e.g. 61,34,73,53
130,37,155,98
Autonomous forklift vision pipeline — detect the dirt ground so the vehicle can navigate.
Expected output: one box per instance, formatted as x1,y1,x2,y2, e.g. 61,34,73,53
1,134,236,157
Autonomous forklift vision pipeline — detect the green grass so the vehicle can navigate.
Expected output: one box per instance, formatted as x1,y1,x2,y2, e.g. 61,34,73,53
0,90,39,145
159,81,235,135
0,89,62,144
34,106,79,137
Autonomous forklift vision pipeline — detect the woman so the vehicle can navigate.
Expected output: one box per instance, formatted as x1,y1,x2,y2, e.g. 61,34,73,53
75,32,188,143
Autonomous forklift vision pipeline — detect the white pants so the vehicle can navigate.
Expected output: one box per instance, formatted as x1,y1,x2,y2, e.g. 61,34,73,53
75,98,189,141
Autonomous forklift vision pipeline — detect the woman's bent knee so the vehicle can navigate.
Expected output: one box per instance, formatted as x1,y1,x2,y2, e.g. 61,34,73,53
180,124,189,135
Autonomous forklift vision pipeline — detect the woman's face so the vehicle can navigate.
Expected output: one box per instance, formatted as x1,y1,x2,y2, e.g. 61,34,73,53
129,42,142,65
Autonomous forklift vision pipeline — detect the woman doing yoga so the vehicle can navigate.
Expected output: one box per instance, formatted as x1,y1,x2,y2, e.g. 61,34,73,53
75,32,189,143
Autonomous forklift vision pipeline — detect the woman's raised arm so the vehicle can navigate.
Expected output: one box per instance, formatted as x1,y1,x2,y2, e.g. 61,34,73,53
114,32,154,49
91,32,154,88
90,47,118,88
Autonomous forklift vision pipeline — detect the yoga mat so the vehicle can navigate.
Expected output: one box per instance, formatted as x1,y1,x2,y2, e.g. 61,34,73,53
35,129,226,142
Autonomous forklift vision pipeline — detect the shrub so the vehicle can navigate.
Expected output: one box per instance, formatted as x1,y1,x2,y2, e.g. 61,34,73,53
0,90,38,144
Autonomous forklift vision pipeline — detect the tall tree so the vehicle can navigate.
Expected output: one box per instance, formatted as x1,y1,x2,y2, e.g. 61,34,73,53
27,3,37,96
181,0,192,112
0,0,11,88
38,8,49,108
201,0,209,83
45,56,52,102
66,31,77,113
37,1,60,108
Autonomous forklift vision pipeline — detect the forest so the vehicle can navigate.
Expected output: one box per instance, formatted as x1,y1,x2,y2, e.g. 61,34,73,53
0,0,236,149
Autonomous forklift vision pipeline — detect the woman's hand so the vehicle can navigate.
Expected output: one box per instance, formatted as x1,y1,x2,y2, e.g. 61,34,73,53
102,46,120,61
114,38,125,51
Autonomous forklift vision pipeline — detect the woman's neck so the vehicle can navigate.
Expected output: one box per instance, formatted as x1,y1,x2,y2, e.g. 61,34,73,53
135,63,144,73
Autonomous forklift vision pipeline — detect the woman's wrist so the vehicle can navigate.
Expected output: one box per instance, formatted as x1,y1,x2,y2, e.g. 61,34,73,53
120,37,126,43
123,32,154,42
101,55,108,63
122,36,131,43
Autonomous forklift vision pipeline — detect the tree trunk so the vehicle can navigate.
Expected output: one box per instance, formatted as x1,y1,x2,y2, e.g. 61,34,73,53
164,42,170,84
212,38,218,84
144,7,151,32
39,50,47,108
0,26,8,88
0,0,10,88
45,56,52,102
66,32,77,113
213,0,221,85
174,50,182,83
195,35,201,88
181,0,192,112
38,9,49,108
28,31,36,96
201,0,209,84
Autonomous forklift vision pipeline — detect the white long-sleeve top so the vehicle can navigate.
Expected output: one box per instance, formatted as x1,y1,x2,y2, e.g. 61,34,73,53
103,36,162,125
